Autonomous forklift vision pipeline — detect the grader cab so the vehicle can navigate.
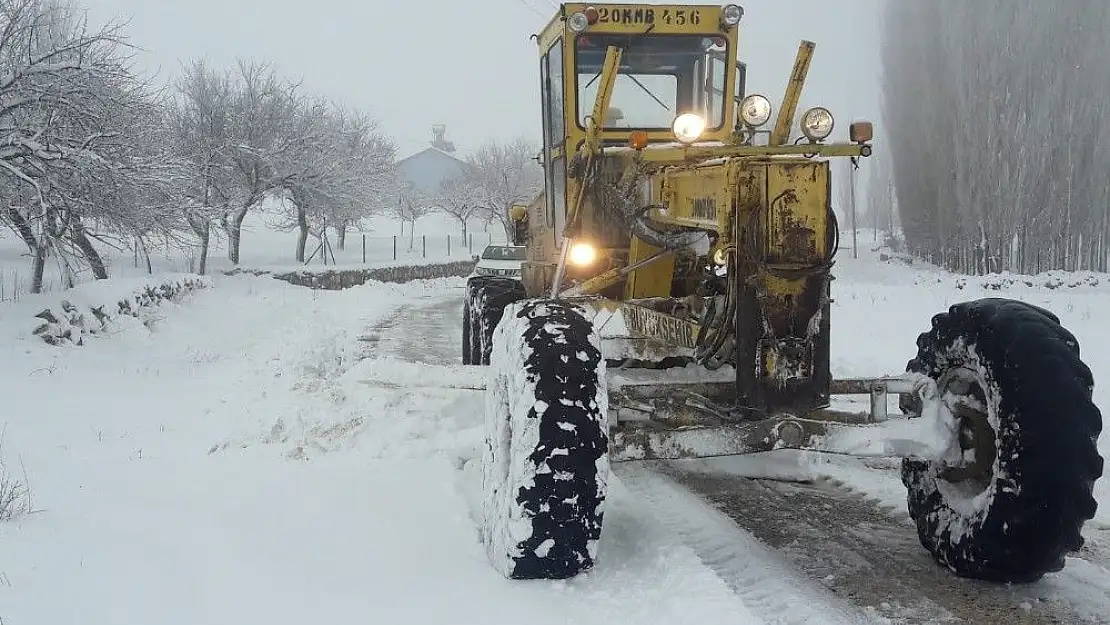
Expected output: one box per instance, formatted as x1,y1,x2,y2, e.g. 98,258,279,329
464,3,1102,587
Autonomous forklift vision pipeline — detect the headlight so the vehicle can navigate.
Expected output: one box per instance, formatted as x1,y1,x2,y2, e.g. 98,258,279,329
800,107,834,141
567,11,589,33
739,94,772,127
712,247,729,266
569,242,598,267
672,113,706,144
721,4,744,26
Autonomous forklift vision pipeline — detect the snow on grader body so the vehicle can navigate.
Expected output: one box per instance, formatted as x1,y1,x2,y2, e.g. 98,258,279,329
464,3,1103,584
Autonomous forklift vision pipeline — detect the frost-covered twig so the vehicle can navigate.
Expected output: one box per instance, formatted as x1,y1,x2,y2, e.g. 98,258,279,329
0,426,31,522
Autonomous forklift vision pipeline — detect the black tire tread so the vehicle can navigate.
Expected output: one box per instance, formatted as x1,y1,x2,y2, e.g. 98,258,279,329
487,299,608,580
902,298,1103,583
465,276,525,366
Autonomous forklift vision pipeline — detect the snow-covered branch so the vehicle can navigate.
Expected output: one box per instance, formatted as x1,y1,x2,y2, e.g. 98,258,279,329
464,137,543,240
0,0,163,291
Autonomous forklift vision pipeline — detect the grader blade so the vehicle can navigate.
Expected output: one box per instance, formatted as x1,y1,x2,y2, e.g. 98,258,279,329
607,369,926,461
610,418,848,461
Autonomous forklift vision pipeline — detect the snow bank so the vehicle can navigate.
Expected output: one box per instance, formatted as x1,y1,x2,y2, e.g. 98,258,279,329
1,274,774,624
1,274,209,346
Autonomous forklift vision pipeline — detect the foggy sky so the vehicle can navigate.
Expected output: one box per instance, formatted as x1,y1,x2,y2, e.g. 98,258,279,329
80,0,882,159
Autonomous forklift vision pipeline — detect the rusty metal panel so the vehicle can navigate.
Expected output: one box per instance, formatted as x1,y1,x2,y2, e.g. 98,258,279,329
655,162,734,231
763,161,829,265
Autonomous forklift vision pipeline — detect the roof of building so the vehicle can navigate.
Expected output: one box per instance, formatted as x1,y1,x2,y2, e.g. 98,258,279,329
396,139,471,194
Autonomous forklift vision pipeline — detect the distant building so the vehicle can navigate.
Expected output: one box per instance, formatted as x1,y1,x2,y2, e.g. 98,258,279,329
396,125,469,194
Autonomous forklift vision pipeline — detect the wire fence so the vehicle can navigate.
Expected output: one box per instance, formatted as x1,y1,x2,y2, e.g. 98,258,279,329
306,232,511,266
0,232,513,303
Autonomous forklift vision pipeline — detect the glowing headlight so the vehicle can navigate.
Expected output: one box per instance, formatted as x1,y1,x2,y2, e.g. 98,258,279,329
569,242,597,266
801,107,835,141
739,94,772,127
567,11,590,33
672,113,706,144
721,4,744,27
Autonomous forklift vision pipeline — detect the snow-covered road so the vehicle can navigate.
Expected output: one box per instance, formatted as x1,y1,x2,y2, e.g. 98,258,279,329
2,252,1109,624
371,291,1110,624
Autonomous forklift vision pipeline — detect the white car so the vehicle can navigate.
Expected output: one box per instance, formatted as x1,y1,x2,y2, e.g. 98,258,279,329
472,245,525,279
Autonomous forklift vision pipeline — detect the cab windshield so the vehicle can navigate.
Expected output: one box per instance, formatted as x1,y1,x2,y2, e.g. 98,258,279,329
575,34,728,131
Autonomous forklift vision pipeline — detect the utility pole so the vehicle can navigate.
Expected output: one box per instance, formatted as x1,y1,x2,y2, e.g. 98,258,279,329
850,157,859,259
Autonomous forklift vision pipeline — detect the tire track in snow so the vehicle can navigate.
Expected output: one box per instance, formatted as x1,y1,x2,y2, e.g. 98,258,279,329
648,461,1110,624
212,284,468,457
613,462,876,625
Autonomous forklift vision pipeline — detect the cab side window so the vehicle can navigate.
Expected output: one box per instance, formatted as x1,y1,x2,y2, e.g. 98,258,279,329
548,38,565,147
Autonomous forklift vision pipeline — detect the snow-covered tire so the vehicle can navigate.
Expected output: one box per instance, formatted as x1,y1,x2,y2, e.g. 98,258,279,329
464,276,526,365
481,299,609,579
901,298,1103,583
462,294,477,365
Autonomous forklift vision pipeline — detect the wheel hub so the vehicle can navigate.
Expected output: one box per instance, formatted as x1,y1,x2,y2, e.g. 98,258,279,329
937,366,997,489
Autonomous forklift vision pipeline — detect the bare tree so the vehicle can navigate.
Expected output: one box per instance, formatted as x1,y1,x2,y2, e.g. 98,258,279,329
220,59,300,265
433,172,481,241
865,146,899,246
0,0,170,291
271,102,395,261
466,138,543,240
167,59,236,275
172,58,400,268
0,4,404,285
393,180,431,250
267,94,330,262
308,107,395,252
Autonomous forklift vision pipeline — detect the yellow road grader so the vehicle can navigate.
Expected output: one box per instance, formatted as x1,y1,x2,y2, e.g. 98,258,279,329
463,3,1103,585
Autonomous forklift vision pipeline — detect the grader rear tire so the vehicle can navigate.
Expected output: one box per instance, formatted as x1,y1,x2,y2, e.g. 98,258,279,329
481,299,609,579
464,276,525,365
901,298,1103,583
462,295,476,365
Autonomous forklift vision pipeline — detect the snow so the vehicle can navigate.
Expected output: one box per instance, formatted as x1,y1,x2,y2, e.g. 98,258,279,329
2,230,1109,622
0,272,765,624
483,300,544,577
0,273,210,343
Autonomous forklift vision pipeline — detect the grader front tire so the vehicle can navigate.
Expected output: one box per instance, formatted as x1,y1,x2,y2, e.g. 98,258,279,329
902,298,1103,583
480,299,609,579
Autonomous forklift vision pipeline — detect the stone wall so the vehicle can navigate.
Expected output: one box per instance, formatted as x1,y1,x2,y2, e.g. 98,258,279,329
228,260,476,290
32,277,210,346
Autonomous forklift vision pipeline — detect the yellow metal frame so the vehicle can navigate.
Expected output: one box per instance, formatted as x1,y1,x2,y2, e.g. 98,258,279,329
538,3,740,148
529,3,872,304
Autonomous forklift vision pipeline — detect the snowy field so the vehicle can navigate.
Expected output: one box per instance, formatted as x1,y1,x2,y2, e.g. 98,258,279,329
1,236,1108,623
